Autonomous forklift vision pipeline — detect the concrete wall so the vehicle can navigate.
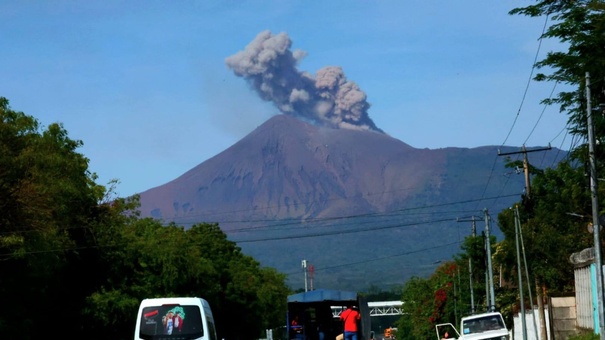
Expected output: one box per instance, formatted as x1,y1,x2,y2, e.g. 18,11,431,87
512,297,581,340
513,307,549,339
549,296,579,340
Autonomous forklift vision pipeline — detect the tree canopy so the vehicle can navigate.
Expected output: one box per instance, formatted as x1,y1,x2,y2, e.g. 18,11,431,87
397,1,605,337
0,97,291,339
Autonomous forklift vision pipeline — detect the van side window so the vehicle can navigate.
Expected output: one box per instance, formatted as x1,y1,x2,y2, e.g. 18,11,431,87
207,319,218,340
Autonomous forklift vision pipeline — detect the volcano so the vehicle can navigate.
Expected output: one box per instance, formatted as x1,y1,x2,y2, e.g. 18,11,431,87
137,114,566,291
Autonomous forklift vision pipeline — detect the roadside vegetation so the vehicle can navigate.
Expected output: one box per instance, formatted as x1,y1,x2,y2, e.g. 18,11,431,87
0,96,290,339
396,1,605,339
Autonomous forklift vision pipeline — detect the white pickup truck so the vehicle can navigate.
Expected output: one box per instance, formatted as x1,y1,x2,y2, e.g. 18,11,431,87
435,311,510,340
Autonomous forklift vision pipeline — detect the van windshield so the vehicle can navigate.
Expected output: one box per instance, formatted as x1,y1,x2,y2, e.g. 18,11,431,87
461,315,505,335
139,304,204,339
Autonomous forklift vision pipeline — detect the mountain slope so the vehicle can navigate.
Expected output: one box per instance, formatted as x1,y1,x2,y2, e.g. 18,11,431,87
139,115,447,224
137,114,566,291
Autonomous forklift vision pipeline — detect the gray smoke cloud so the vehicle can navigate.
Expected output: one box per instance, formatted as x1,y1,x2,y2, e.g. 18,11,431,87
225,30,383,133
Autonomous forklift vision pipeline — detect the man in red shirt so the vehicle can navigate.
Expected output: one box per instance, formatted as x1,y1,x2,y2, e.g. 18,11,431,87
340,305,361,340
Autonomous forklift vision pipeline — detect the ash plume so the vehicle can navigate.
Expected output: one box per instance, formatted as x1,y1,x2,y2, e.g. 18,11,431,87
225,30,383,133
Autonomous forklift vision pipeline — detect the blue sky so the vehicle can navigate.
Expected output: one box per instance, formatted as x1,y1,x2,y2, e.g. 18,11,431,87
1,1,572,198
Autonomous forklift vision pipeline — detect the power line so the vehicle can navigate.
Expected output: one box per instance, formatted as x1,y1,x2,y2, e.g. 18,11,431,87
233,217,456,243
501,13,550,147
165,193,523,230
0,193,521,240
282,240,462,276
523,81,559,146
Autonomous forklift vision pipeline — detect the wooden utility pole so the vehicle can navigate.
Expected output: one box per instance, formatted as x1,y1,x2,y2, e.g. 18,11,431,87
498,145,551,340
498,145,551,200
484,209,496,312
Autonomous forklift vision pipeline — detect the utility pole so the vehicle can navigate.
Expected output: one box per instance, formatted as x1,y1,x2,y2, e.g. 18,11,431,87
515,206,527,340
498,145,551,339
457,216,479,313
484,209,496,312
585,72,605,338
498,145,552,201
302,259,308,292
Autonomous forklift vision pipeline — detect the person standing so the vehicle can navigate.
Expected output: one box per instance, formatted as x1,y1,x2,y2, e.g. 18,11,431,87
339,305,361,340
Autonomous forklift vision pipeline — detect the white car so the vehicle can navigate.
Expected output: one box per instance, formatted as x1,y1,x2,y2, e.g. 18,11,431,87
436,311,510,340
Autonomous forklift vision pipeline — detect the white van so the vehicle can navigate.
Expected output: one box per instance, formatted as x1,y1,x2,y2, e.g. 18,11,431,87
134,297,218,340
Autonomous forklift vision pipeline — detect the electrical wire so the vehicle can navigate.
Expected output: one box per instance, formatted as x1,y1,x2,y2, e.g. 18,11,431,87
523,81,559,146
501,13,550,147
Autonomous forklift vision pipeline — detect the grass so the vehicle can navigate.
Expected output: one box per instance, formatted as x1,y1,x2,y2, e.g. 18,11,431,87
567,332,599,340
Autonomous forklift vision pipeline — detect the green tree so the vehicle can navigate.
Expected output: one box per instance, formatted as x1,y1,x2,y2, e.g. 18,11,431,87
83,215,290,339
0,97,291,339
397,261,458,340
456,233,490,314
510,1,605,141
498,161,592,292
398,276,433,339
0,97,108,339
